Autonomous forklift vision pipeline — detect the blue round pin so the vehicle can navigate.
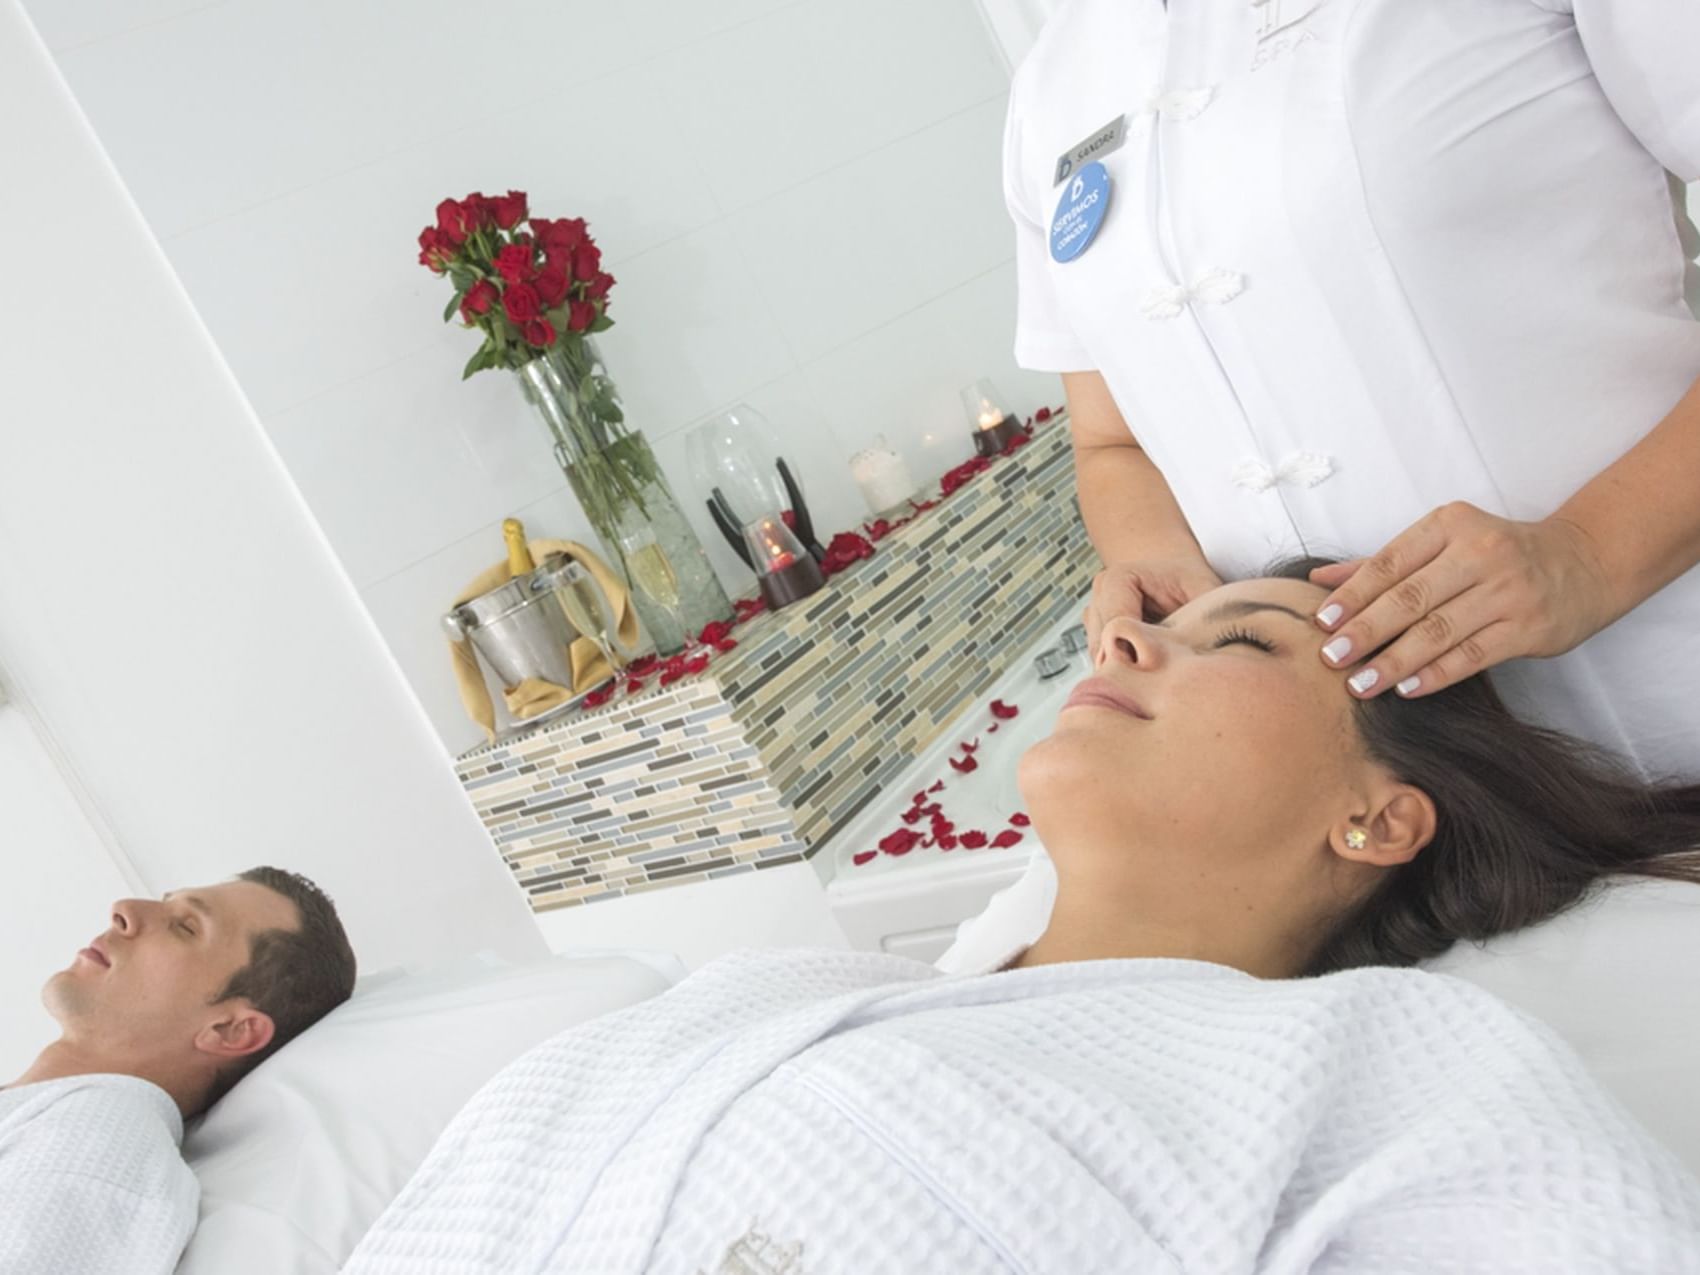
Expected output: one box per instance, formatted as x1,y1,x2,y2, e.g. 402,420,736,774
1049,161,1112,264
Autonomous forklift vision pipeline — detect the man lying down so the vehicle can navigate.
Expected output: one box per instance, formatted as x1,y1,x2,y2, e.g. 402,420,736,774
350,568,1700,1274
0,867,355,1274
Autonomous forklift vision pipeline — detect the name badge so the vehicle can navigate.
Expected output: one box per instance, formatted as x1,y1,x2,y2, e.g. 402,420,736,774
1053,114,1127,187
1050,162,1112,264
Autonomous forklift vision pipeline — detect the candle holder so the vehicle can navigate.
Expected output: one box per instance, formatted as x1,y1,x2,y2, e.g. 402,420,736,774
848,435,915,516
686,405,827,569
742,513,827,609
962,378,1029,457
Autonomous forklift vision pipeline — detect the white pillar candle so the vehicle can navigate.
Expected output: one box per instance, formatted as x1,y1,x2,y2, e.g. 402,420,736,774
849,442,914,515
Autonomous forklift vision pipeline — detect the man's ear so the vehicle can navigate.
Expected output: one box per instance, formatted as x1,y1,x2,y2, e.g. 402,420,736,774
194,1002,276,1062
1332,783,1436,869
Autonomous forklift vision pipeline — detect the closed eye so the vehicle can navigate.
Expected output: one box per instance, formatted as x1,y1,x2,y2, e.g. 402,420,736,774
1211,626,1276,653
175,919,197,938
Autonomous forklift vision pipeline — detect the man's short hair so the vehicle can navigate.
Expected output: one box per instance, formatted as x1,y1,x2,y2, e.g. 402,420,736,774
201,866,356,1110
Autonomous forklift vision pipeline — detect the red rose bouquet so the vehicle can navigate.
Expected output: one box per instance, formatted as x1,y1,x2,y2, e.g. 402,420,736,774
418,190,618,379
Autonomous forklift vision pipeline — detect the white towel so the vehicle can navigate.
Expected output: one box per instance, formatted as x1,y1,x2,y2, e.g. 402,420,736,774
348,948,1700,1274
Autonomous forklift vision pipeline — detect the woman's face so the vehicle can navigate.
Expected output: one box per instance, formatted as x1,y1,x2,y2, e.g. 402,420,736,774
1019,577,1394,926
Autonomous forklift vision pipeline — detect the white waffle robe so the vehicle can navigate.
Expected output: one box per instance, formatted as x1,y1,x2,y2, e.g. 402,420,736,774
347,949,1700,1274
0,1074,199,1274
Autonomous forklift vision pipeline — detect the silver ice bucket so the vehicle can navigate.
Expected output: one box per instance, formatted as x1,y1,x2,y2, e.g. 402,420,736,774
442,554,613,692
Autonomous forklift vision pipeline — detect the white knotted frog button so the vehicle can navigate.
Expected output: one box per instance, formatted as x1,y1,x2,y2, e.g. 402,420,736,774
1141,267,1246,320
1231,451,1336,493
1139,86,1215,122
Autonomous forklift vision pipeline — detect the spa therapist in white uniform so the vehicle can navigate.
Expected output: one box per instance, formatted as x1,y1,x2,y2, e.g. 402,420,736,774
1010,0,1700,778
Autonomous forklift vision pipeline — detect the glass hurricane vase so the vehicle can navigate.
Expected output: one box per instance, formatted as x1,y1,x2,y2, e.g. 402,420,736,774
515,340,731,653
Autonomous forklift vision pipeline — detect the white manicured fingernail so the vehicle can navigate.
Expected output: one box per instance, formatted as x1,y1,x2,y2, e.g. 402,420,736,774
1322,636,1353,665
1396,676,1421,696
1348,668,1380,695
1316,604,1343,628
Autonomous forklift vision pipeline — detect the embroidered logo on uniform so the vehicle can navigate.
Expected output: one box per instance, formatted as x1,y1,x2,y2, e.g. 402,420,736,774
1249,0,1323,69
701,1222,807,1275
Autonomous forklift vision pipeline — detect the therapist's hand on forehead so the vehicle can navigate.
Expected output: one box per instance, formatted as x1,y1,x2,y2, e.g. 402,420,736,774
1305,371,1700,701
1305,505,1612,700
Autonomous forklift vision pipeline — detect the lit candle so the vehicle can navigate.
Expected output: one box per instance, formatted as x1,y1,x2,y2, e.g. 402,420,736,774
755,517,797,572
849,442,914,514
976,408,1003,431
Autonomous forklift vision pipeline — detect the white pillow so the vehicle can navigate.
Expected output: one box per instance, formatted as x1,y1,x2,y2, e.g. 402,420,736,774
176,950,680,1275
940,852,1700,1174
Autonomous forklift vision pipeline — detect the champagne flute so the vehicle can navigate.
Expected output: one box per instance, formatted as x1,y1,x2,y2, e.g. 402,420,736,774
616,526,688,652
551,560,622,679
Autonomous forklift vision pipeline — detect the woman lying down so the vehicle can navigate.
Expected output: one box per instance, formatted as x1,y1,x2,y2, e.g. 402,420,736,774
349,563,1700,1274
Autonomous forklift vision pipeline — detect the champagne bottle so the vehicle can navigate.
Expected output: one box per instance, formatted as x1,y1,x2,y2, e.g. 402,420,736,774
503,518,535,579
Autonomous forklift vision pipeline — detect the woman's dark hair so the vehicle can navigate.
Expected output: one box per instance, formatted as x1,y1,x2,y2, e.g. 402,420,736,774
1265,558,1700,975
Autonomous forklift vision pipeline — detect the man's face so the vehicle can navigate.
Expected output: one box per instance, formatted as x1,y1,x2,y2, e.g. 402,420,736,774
44,880,299,1061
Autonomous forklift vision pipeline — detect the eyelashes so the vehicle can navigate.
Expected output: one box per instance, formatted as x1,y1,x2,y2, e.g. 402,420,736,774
1211,626,1276,653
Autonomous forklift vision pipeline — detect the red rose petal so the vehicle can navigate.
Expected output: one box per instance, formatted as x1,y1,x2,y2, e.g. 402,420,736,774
583,684,616,709
928,780,945,793
930,818,956,838
990,699,1020,720
937,834,959,850
959,830,989,849
852,850,878,867
948,755,979,774
960,739,979,754
627,656,658,676
684,653,711,675
1010,813,1031,827
901,808,926,825
1035,406,1052,423
988,723,1000,733
991,829,1024,850
879,828,923,856
714,639,739,653
626,678,646,694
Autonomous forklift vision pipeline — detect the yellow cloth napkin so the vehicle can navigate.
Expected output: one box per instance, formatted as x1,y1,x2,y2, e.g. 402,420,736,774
447,538,640,740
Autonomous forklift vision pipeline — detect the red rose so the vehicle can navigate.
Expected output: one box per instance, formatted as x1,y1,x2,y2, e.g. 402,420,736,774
503,282,542,323
417,226,453,272
435,198,470,245
535,263,570,307
523,318,556,348
587,271,615,300
567,299,596,332
534,217,588,258
491,189,528,230
570,242,602,281
460,279,498,319
463,192,497,229
494,243,538,284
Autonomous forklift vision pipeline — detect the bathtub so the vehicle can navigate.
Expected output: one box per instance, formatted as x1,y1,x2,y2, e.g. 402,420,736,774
819,602,1089,963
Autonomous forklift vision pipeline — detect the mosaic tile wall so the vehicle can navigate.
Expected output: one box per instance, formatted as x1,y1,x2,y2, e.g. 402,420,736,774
455,416,1097,912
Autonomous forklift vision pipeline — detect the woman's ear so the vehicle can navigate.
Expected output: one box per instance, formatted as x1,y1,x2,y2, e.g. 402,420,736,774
1334,784,1435,868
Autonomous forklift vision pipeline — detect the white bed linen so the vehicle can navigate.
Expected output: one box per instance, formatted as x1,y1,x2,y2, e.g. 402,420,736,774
176,951,678,1275
347,947,1700,1274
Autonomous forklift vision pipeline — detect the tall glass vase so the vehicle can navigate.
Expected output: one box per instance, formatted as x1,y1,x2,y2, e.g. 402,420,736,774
515,341,732,654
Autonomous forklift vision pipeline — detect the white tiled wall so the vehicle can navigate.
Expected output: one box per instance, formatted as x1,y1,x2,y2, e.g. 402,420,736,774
27,0,1057,757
